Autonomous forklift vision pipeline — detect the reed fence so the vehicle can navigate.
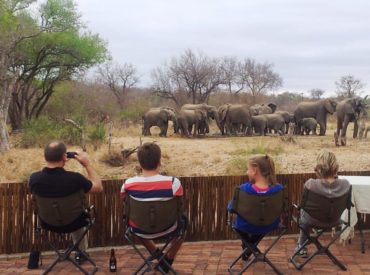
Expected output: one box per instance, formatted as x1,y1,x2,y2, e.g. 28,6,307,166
0,171,369,254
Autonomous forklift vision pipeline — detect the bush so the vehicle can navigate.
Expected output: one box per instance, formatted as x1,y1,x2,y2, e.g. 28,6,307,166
88,123,106,150
20,116,84,148
21,117,62,148
120,100,150,122
225,158,248,175
248,142,284,155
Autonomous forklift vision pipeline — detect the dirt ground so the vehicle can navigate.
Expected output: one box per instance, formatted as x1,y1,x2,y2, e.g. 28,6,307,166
1,122,370,183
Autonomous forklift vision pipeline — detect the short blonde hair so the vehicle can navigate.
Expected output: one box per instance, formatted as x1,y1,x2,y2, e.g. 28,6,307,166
314,150,338,178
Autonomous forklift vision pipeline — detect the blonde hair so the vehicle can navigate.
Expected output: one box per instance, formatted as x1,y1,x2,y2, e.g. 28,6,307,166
248,154,277,185
315,150,338,178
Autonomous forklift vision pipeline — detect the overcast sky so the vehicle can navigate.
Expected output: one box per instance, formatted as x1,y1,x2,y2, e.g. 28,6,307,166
76,0,370,95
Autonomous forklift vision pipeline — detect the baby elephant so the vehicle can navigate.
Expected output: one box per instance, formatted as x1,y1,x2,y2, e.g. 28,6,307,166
300,118,318,135
358,117,370,139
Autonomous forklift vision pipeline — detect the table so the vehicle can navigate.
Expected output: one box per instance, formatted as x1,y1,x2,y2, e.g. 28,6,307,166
339,176,370,253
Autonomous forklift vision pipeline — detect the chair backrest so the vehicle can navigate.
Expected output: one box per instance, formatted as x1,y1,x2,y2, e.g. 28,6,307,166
125,196,183,234
33,190,87,227
231,187,284,226
300,186,352,224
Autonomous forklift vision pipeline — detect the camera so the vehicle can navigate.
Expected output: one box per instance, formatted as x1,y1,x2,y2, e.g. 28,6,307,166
66,152,78,159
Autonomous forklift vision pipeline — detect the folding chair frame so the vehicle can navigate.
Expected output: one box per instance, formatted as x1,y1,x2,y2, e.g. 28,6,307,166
35,206,98,275
228,225,287,275
289,188,352,271
124,222,186,275
227,187,288,275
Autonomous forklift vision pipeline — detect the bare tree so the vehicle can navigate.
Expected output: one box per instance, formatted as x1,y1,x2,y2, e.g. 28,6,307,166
151,65,183,107
239,58,282,103
335,75,365,98
97,62,139,108
151,49,226,105
219,57,244,93
309,88,325,99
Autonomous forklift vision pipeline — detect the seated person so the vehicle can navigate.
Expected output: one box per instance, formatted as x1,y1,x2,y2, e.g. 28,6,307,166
228,154,284,260
120,143,186,272
295,150,350,257
29,141,103,263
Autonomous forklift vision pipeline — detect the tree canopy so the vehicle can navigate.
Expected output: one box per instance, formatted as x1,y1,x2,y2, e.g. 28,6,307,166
0,0,108,152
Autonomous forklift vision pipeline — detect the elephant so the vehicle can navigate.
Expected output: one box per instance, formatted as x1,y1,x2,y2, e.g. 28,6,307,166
177,109,207,137
251,115,268,135
358,108,369,139
220,104,253,135
250,103,277,115
264,114,286,135
218,103,232,135
334,96,368,146
294,99,337,136
142,107,177,137
299,118,318,135
181,104,222,134
275,111,294,134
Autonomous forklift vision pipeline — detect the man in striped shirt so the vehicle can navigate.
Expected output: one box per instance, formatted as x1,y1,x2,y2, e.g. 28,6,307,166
120,142,185,272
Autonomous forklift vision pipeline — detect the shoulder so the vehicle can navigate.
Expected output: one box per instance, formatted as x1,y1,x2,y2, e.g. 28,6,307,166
270,183,284,192
240,182,254,193
304,178,318,189
124,176,142,184
65,171,87,180
29,170,42,180
336,178,350,186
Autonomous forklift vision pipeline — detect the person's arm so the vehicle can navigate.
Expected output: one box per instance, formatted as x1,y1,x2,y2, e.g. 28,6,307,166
75,150,103,193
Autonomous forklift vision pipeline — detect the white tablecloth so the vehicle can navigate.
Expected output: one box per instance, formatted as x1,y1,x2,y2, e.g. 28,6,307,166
339,176,370,242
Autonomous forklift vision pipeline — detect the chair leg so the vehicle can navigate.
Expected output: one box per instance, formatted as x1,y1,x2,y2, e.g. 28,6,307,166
125,229,181,275
326,249,347,271
357,213,366,253
229,230,285,275
264,257,283,275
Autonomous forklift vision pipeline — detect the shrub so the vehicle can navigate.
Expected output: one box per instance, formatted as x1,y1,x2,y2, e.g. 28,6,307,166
225,158,248,175
88,123,106,150
21,116,84,148
21,117,61,148
248,142,284,155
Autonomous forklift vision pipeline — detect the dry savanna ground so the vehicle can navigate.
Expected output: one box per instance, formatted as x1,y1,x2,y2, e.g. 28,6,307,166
1,122,370,183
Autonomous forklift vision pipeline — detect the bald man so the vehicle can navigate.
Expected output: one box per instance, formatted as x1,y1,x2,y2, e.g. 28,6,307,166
29,140,103,264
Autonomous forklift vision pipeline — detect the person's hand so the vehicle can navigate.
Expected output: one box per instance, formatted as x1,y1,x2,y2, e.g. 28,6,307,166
74,150,90,167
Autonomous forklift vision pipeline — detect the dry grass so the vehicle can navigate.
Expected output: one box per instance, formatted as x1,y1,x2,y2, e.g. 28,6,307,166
1,122,370,183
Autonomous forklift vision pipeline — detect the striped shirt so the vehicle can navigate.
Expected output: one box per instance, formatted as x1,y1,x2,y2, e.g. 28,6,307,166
120,174,183,238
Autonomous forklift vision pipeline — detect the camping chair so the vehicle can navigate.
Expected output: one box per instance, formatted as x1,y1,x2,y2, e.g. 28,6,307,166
227,186,287,275
289,186,352,271
32,190,97,275
124,195,186,275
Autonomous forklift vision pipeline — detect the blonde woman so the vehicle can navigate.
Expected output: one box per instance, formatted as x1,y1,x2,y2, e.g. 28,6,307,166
295,150,350,257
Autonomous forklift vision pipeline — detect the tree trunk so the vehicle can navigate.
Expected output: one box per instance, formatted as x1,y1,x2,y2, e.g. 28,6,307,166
0,109,10,152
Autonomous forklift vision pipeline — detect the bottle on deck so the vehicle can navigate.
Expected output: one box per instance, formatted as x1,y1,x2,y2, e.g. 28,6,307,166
109,248,117,272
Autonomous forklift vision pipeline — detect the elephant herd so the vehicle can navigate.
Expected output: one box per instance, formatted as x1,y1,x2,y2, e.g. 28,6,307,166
142,96,369,146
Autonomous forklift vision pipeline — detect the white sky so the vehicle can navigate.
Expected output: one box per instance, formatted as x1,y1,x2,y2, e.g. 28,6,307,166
76,0,370,95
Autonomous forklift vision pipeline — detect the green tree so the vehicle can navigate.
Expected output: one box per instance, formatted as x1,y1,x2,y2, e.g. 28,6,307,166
8,0,108,130
0,0,40,152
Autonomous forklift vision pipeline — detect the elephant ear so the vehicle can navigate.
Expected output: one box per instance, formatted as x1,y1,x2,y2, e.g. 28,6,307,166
324,99,337,114
196,109,207,119
343,99,356,114
159,109,169,122
221,105,230,121
267,103,277,113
